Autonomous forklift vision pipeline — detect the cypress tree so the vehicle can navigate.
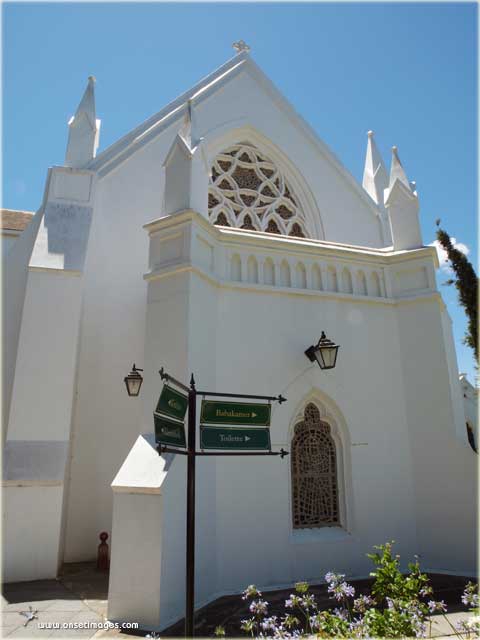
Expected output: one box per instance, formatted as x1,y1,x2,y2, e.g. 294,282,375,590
435,220,478,362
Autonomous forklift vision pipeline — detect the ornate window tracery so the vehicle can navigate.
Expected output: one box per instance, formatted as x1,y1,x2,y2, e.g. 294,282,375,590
291,403,339,528
208,143,308,237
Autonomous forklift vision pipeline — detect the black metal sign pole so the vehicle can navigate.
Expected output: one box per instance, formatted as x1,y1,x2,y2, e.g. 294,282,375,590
158,367,196,637
185,375,197,638
158,367,288,639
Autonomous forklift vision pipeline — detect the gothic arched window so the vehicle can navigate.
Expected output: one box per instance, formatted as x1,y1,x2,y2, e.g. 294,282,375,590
291,403,340,528
208,143,308,238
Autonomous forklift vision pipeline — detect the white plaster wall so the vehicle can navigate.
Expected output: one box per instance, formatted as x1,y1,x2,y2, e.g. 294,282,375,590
143,267,218,616
3,485,64,581
440,309,471,444
2,211,43,439
7,270,83,442
395,300,477,574
62,144,168,560
212,286,418,594
3,267,86,581
108,437,187,630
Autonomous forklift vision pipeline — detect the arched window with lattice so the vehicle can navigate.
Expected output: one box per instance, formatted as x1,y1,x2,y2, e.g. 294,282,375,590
208,142,309,238
291,403,340,528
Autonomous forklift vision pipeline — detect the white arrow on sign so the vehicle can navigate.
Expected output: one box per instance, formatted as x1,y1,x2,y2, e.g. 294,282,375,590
251,412,257,418
245,436,251,441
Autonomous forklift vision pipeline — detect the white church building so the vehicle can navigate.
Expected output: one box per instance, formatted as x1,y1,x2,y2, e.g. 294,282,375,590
3,46,477,631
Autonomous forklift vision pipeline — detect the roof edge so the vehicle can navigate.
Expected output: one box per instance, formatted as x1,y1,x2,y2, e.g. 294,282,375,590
87,52,249,174
89,52,383,219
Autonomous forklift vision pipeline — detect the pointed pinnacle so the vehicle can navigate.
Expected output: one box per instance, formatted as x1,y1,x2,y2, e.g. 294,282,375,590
362,130,388,205
389,146,411,190
73,76,97,129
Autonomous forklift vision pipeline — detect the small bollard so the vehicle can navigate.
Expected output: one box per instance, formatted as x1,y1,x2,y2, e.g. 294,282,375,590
97,531,110,571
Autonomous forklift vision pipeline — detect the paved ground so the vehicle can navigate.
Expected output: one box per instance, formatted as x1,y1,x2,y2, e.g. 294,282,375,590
1,564,119,639
1,565,476,638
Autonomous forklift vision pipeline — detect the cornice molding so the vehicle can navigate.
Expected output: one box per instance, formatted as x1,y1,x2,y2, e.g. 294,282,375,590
144,209,436,267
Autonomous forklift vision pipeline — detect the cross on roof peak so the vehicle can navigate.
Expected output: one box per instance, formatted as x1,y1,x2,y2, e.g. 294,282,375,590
232,40,251,54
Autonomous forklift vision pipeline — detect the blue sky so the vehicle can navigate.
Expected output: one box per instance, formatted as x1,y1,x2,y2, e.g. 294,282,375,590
3,2,477,381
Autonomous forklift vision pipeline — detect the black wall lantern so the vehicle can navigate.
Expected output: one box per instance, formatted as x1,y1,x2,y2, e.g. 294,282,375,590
305,332,339,370
124,364,144,397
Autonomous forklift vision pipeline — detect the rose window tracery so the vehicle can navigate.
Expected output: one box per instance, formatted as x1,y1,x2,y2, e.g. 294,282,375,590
208,143,308,237
291,403,339,528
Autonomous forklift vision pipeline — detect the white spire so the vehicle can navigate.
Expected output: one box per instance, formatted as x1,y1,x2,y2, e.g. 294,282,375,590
384,145,421,250
389,146,412,191
162,101,209,218
65,76,100,168
362,130,388,206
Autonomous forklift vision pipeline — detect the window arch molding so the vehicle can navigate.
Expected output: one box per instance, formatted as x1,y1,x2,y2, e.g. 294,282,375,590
204,125,325,241
288,391,352,534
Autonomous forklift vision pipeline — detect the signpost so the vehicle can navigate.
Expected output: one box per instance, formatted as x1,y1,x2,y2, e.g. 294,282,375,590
200,400,271,426
156,385,188,421
200,426,271,450
154,413,186,448
153,367,288,638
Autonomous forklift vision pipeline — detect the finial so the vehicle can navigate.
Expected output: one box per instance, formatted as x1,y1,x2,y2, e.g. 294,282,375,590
389,145,412,191
362,128,388,207
65,75,99,168
232,40,251,54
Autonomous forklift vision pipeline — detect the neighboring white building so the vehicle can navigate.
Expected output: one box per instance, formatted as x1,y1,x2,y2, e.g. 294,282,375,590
460,373,478,451
1,209,34,256
3,47,477,630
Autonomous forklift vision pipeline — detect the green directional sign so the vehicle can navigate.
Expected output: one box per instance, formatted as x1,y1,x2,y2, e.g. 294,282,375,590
200,426,271,450
154,413,186,448
156,385,188,421
200,400,271,426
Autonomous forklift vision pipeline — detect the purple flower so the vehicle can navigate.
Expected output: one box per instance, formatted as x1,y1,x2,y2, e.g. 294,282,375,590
309,614,321,631
353,594,375,613
242,584,262,600
454,617,480,634
428,600,447,613
325,571,344,586
285,593,300,609
333,607,348,621
461,582,479,608
328,580,355,601
261,616,279,632
298,594,316,609
341,582,355,598
249,599,268,615
410,611,427,638
349,618,367,638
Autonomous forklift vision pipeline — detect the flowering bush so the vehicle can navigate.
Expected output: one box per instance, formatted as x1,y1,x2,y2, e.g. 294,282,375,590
456,581,480,638
225,542,478,639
